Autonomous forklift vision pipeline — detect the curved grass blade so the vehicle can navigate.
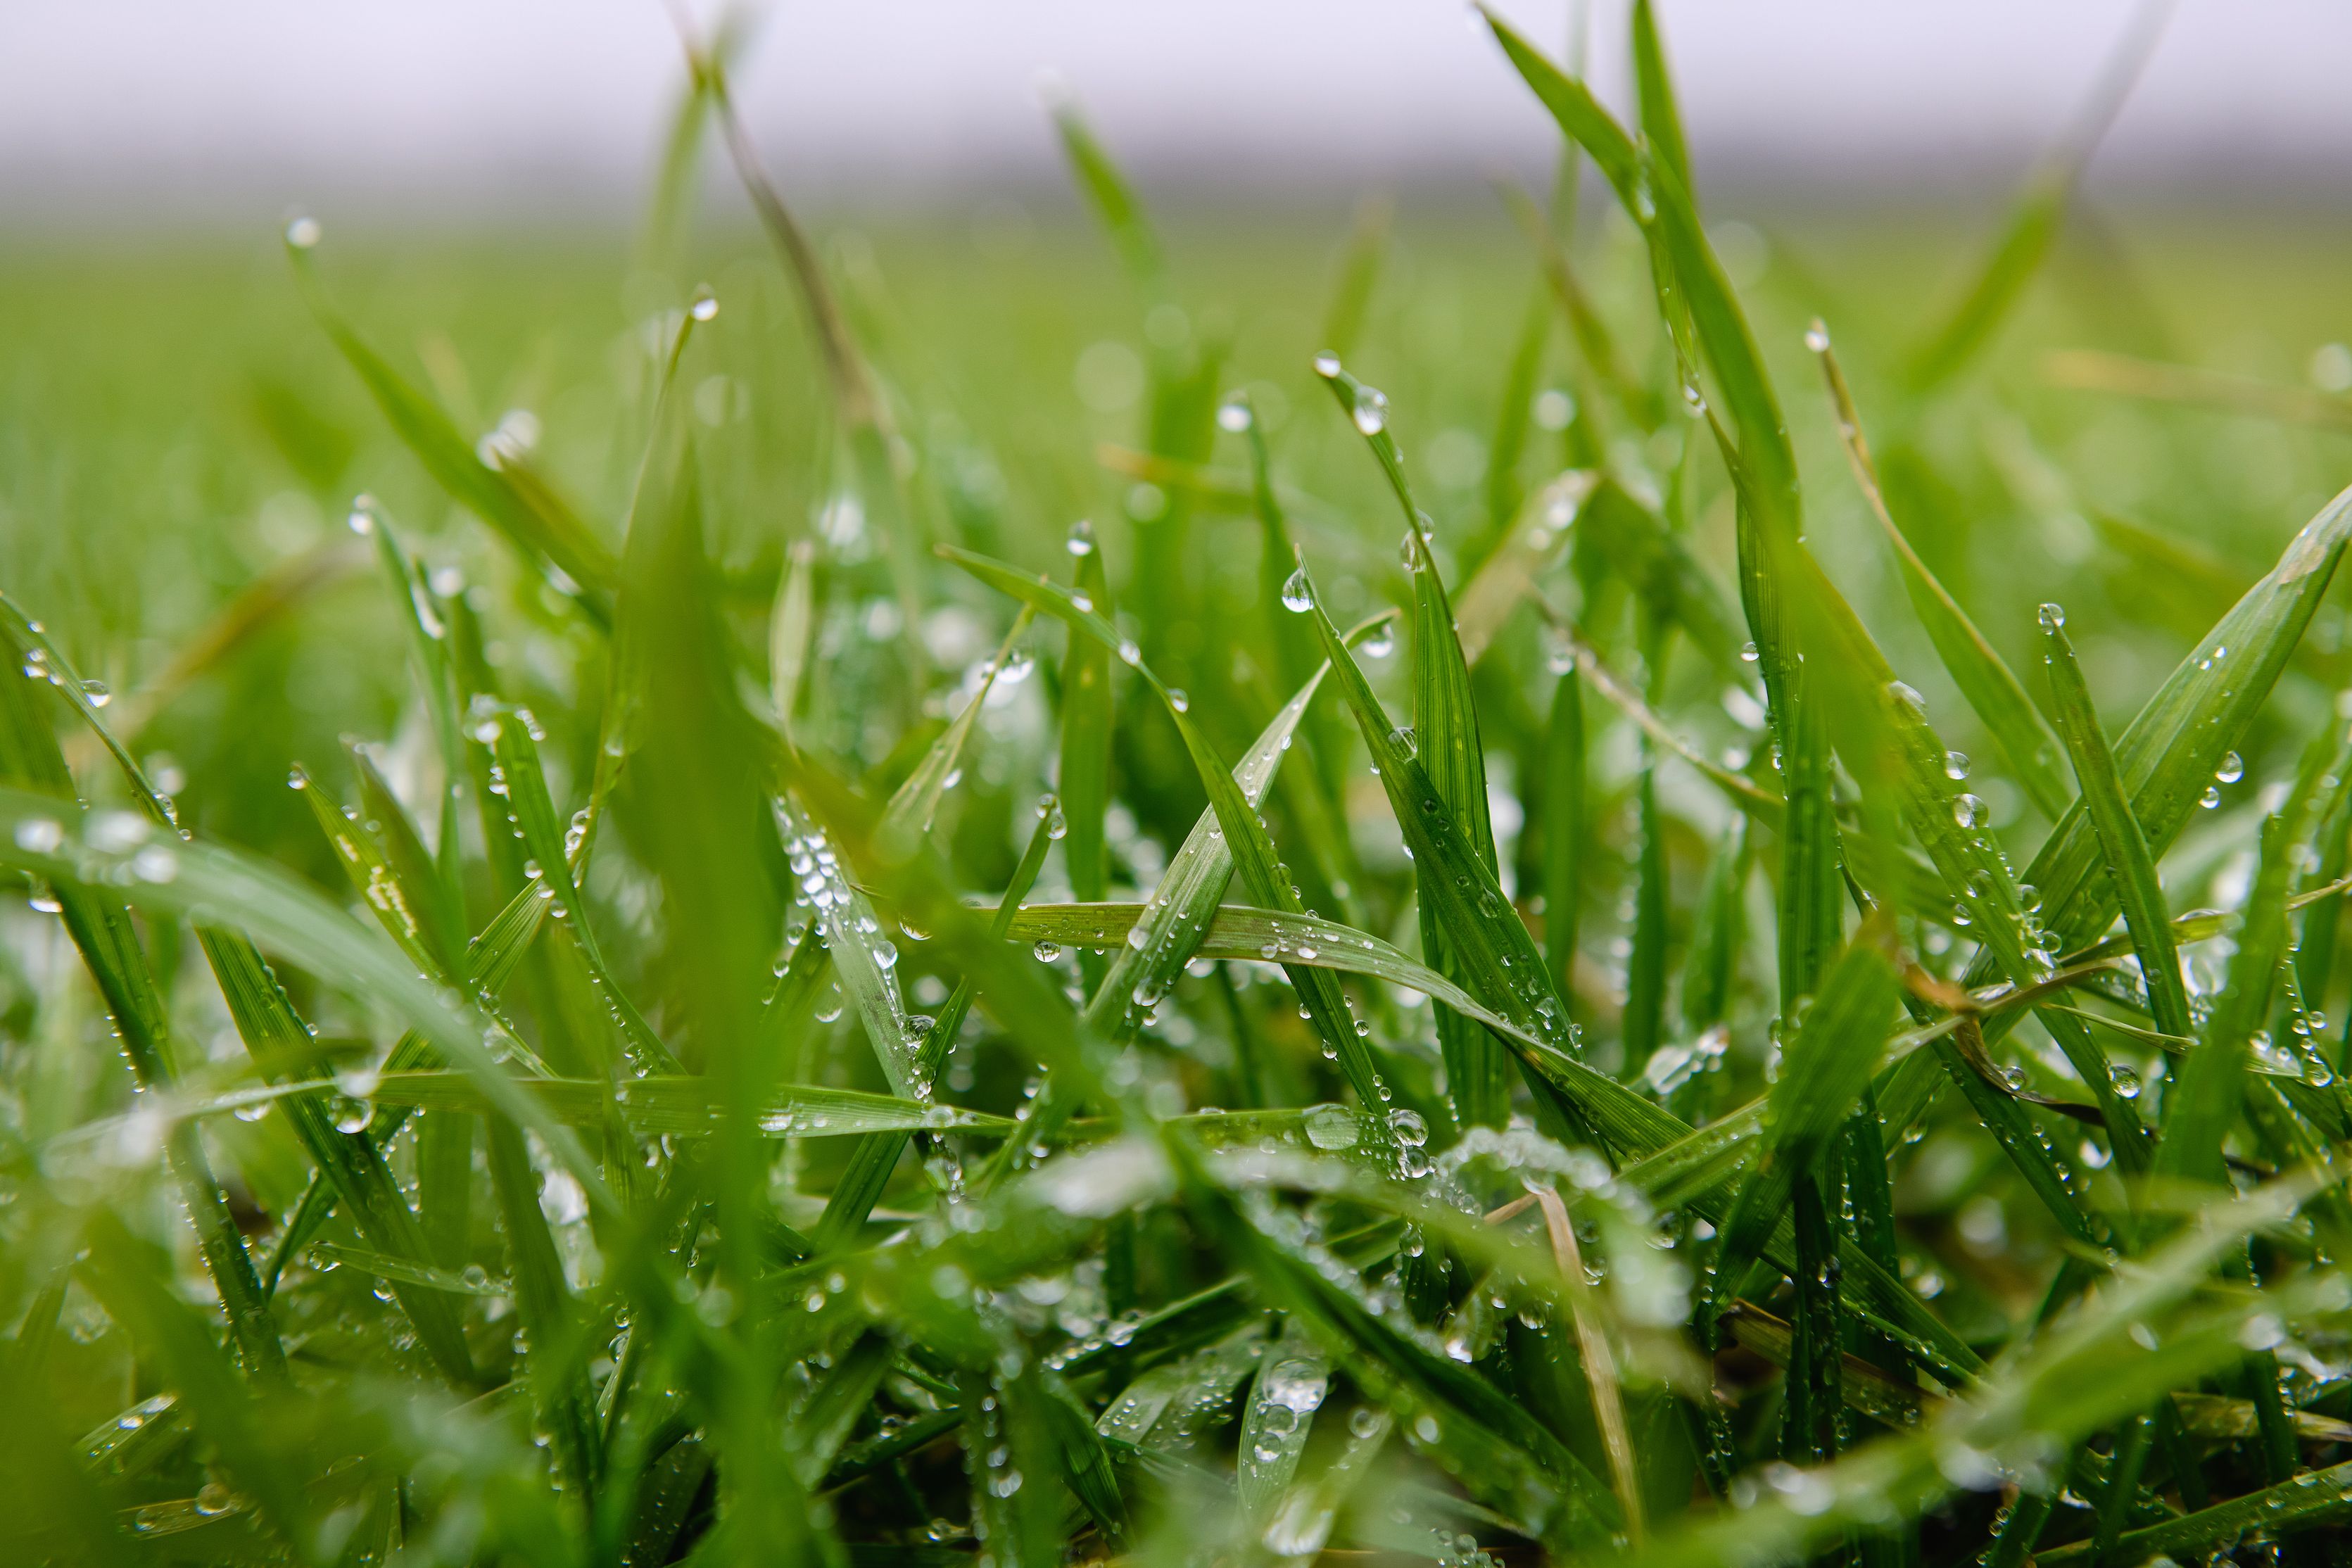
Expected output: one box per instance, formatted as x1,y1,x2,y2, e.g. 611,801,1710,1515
1237,1335,1331,1522
1320,193,1391,363
1313,360,1507,1125
1499,184,1656,430
1455,472,1595,666
1816,329,2070,817
884,607,1033,844
287,241,619,609
1902,0,2175,393
1287,559,1574,1056
2033,1458,2352,1567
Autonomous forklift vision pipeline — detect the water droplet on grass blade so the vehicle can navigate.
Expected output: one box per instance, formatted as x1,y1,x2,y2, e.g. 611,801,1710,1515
1281,565,1314,612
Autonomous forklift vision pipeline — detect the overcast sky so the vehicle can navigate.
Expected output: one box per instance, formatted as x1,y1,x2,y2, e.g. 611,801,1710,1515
5,2,2349,225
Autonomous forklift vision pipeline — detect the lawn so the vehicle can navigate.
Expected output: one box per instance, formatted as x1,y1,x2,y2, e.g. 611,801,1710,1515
6,11,2352,1564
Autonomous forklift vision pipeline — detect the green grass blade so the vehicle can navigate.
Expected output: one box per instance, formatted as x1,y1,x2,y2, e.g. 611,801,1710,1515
1045,88,1166,297
883,608,1033,843
2157,723,2344,1189
80,1213,312,1547
1543,662,1586,1011
1319,194,1391,362
0,626,287,1382
1972,485,2352,1011
486,1118,603,1503
1902,0,2175,393
2039,609,2192,1041
483,704,680,1075
1629,1,1695,214
1313,362,1510,1125
1058,521,1115,916
1815,330,2071,817
817,798,1058,1246
355,502,469,914
1705,922,1901,1321
942,545,1402,1152
1237,1334,1330,1522
287,241,619,606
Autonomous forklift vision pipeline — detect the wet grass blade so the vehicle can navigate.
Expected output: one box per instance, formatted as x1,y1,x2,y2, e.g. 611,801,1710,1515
486,1118,603,1503
1313,362,1509,1125
0,626,287,1382
1971,485,2352,1011
883,608,1033,843
2157,723,2344,1190
1543,662,1586,1011
1815,330,2070,817
1705,921,1901,1324
817,798,1058,1247
1236,1333,1330,1522
287,241,619,609
484,704,679,1075
1058,521,1115,913
944,545,1402,1153
2040,610,2192,1041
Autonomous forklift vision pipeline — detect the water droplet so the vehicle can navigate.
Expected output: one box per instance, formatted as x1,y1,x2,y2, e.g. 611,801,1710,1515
689,292,719,322
1739,640,1759,663
1168,688,1189,714
1032,940,1062,963
1281,564,1314,613
285,215,322,248
1312,351,1342,379
1066,519,1095,556
1116,638,1141,666
2216,750,2244,783
1952,793,1985,829
1804,320,1831,353
1351,385,1389,436
2037,602,2066,631
2201,785,2223,809
1944,750,1969,781
1217,396,1253,432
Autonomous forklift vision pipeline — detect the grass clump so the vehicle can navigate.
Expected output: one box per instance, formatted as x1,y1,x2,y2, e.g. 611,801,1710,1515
12,8,2352,1566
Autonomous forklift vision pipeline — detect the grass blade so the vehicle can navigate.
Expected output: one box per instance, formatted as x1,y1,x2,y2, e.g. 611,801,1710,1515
1313,360,1509,1125
1902,0,2175,393
1814,329,2070,817
287,239,619,608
